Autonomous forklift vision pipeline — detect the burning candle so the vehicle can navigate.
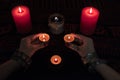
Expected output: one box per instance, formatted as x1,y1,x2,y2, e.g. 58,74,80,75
39,33,50,42
64,34,75,43
50,55,62,65
80,7,100,35
11,5,32,34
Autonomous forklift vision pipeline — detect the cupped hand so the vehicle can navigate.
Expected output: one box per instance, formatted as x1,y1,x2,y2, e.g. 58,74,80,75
65,34,96,63
18,33,48,58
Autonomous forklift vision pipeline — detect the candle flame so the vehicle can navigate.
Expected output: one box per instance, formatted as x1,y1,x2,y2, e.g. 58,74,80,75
18,7,24,13
54,58,58,62
67,36,71,39
89,8,93,14
18,7,22,13
42,35,45,38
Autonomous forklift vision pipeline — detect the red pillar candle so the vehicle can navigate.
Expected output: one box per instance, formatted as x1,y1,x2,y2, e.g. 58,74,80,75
11,5,32,33
80,7,100,35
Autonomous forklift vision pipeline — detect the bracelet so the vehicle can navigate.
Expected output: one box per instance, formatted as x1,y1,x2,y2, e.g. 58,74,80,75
82,52,98,64
88,58,106,72
11,49,32,69
83,52,106,72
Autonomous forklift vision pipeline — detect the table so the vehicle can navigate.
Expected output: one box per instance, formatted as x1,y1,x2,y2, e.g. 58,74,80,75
0,24,120,80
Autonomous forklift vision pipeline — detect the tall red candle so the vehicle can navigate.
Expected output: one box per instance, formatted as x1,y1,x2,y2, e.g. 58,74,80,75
80,7,100,35
11,5,32,33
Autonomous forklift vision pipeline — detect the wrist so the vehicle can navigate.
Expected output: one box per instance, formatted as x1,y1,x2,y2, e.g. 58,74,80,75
88,58,106,72
82,52,98,64
11,49,32,69
82,52,106,72
18,48,34,58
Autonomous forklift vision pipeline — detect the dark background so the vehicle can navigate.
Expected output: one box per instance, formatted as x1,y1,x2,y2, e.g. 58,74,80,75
0,0,120,25
0,0,120,80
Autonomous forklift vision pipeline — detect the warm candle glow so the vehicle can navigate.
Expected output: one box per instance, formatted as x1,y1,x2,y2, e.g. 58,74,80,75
54,58,58,62
50,55,62,65
80,7,100,35
11,5,32,34
89,8,93,14
18,7,23,13
68,36,71,39
64,34,75,42
39,33,50,42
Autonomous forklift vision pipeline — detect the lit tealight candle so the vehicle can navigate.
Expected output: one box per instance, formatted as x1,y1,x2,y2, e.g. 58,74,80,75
50,55,62,65
64,34,75,42
39,33,50,42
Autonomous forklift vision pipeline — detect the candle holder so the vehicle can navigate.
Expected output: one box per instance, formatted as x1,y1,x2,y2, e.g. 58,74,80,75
38,33,50,43
50,55,62,65
48,13,65,35
64,33,83,46
64,33,75,43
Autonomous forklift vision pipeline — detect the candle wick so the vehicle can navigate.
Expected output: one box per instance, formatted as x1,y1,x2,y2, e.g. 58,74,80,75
18,7,24,13
89,8,93,14
68,36,71,39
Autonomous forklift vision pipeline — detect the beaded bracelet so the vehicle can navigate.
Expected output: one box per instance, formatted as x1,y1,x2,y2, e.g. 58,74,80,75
83,52,106,72
11,49,32,69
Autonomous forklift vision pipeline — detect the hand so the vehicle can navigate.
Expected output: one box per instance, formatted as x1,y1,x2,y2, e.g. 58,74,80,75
65,34,96,64
18,33,48,58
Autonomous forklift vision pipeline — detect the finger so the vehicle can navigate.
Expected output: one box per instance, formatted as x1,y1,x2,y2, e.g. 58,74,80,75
73,37,83,46
74,34,89,46
33,43,48,50
22,34,37,43
24,34,36,40
32,33,43,40
87,39,95,53
66,43,80,52
31,33,45,44
68,33,84,46
31,38,40,44
75,34,88,39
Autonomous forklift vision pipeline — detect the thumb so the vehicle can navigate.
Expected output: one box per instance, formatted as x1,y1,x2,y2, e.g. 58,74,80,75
66,43,80,53
34,43,48,50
